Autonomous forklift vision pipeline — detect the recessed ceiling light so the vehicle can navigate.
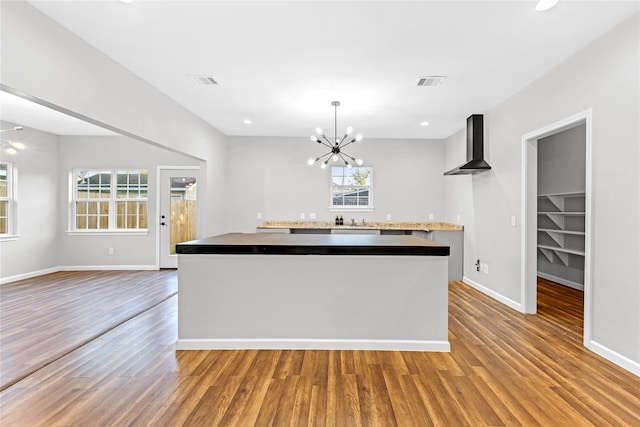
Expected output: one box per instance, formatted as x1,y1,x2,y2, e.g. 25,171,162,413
420,121,430,127
536,0,558,12
243,119,252,125
120,0,135,4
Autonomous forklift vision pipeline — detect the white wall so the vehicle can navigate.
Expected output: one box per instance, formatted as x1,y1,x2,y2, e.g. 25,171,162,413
0,1,228,236
225,136,446,232
444,14,639,368
0,122,60,280
56,135,199,268
538,124,586,195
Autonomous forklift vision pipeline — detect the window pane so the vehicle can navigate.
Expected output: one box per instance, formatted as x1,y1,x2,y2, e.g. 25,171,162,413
0,164,7,198
100,202,109,215
330,166,372,207
0,200,7,234
74,169,147,231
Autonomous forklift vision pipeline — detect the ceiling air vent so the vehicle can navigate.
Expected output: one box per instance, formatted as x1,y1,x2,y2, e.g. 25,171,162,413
416,76,446,87
189,75,219,85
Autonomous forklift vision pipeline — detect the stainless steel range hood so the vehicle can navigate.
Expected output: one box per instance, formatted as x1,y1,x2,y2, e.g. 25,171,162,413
444,114,491,175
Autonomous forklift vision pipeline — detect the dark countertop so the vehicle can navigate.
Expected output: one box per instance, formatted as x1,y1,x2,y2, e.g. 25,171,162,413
177,233,450,256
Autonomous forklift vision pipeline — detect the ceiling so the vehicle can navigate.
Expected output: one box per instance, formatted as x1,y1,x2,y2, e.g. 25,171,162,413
0,91,116,136
17,1,640,139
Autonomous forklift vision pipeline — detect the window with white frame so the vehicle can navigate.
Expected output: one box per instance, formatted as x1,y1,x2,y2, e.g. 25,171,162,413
73,169,148,231
0,162,15,235
330,166,373,208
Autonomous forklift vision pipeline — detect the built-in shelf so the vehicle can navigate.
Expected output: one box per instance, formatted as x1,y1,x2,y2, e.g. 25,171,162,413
537,192,585,270
537,228,585,236
537,244,585,256
538,211,585,215
537,191,585,198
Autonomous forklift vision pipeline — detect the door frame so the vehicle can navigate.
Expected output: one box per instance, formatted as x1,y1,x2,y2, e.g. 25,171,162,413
156,166,202,268
520,109,593,347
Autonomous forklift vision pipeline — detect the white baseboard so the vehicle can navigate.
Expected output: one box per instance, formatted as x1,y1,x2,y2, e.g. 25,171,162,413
588,340,640,377
0,267,60,285
59,265,158,271
462,276,524,312
176,338,451,352
1,265,159,285
537,272,584,291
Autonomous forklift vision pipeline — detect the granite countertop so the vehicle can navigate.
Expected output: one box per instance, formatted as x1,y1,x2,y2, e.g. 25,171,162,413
176,232,450,256
257,220,463,231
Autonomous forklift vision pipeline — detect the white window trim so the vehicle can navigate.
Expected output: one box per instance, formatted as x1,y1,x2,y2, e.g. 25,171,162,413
0,161,18,239
329,165,374,212
69,169,149,233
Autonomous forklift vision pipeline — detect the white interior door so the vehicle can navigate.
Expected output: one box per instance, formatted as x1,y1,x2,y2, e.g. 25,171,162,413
159,168,200,268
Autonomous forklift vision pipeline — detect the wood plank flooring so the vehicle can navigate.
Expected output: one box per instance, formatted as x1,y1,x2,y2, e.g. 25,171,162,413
1,273,638,426
0,270,177,391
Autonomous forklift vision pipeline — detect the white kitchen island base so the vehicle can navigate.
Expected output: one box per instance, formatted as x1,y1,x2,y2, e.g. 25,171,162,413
176,234,450,352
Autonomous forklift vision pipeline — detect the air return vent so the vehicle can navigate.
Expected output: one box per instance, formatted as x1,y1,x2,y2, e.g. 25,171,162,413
189,75,219,85
416,76,446,87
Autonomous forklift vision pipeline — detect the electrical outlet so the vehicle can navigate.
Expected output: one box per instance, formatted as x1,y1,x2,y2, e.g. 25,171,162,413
481,263,489,274
256,212,262,220
428,213,434,220
108,248,114,255
309,213,316,219
511,216,517,227
386,214,392,221
300,213,305,220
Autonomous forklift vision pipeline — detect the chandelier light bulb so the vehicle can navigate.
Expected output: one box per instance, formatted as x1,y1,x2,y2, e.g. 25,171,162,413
320,162,327,169
307,158,315,166
355,134,363,141
316,127,323,135
310,135,318,142
332,155,339,162
347,163,352,169
356,159,363,166
345,126,353,135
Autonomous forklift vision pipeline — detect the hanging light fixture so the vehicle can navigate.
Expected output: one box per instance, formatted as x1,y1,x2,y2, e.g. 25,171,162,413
0,126,25,155
307,101,363,169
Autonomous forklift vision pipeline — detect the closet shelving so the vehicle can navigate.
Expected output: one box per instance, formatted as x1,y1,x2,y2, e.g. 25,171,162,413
537,192,585,289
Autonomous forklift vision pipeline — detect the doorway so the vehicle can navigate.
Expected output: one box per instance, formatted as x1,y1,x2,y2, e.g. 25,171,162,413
521,110,593,346
158,167,200,268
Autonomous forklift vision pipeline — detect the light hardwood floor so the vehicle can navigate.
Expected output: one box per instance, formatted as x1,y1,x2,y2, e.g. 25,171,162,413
0,270,177,391
0,273,638,426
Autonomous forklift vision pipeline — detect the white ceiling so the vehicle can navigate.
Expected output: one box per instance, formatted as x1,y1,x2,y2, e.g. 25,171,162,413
20,1,640,139
0,91,116,136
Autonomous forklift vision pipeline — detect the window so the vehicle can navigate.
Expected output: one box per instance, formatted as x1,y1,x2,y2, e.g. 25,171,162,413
330,166,373,209
72,169,148,231
0,162,15,235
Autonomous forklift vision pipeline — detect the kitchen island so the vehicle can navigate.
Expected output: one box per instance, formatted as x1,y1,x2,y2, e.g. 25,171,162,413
176,233,450,352
257,220,464,280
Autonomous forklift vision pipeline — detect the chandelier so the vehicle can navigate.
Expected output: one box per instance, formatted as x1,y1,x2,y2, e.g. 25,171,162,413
0,126,25,155
307,101,363,169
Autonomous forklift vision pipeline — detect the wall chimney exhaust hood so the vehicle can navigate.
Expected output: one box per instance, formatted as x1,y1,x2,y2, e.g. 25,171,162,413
444,114,491,175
